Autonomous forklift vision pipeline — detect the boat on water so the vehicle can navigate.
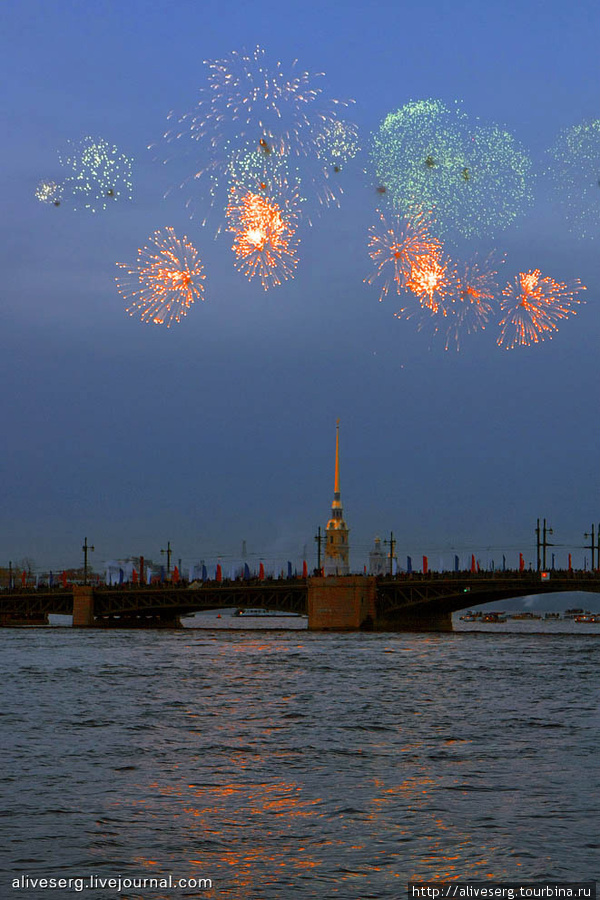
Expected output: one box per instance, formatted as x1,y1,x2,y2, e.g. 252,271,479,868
509,612,542,620
233,608,302,618
459,611,507,623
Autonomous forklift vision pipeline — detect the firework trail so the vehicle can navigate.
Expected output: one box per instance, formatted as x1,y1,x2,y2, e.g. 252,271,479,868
116,227,206,326
497,269,586,349
226,188,299,289
547,119,600,238
365,209,441,301
59,136,133,212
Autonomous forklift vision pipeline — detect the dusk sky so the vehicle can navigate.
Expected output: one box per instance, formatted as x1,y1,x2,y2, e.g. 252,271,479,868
2,0,599,574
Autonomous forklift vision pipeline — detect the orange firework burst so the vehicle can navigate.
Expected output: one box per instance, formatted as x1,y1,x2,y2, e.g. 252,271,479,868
226,187,298,289
404,250,457,314
441,254,503,349
365,209,441,301
497,269,586,349
116,227,206,326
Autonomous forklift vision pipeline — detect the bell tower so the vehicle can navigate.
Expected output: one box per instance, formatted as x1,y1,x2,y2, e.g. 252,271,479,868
324,420,350,575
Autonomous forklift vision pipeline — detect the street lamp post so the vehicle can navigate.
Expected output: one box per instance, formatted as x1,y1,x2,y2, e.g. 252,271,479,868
542,519,553,570
161,541,173,576
314,527,323,574
384,531,396,576
584,525,596,571
82,538,95,585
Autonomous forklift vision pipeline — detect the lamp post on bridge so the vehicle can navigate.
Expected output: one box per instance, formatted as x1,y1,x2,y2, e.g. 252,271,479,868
82,538,95,585
314,527,323,575
584,525,597,571
536,519,553,571
542,520,553,570
384,532,396,576
161,541,173,577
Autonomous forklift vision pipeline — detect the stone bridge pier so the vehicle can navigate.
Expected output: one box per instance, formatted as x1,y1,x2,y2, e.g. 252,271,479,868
72,585,95,627
307,576,377,630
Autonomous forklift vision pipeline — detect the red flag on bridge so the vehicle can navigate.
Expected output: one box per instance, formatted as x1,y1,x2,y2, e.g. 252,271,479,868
216,563,222,583
173,566,180,584
21,571,26,587
132,568,138,584
259,562,265,580
61,571,68,588
519,553,525,572
302,560,308,578
568,553,572,572
470,554,476,573
422,555,428,575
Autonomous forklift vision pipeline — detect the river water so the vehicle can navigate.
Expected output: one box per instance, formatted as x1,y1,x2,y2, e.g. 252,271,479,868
1,623,599,899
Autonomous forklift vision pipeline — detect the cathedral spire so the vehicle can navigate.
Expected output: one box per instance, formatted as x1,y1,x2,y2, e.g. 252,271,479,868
324,419,349,575
333,418,341,507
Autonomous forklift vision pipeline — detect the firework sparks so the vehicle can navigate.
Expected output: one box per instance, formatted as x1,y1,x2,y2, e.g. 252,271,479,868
404,250,457,314
115,227,206,327
371,99,531,238
160,46,355,219
171,45,351,159
314,119,360,170
497,269,586,349
443,254,503,349
226,188,299,289
365,209,441,301
35,179,63,206
547,119,600,238
59,136,133,212
226,144,303,214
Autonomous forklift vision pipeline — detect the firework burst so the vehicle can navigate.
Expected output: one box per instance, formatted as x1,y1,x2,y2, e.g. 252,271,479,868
35,179,63,206
547,119,600,238
160,46,355,218
371,99,531,238
226,144,303,215
171,45,351,160
365,209,441,301
443,254,503,349
116,227,206,327
314,119,360,171
404,250,457,314
497,269,586,349
59,136,133,212
226,187,299,289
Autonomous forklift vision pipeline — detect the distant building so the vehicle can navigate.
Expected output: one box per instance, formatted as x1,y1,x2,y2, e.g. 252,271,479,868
369,537,387,576
324,420,350,576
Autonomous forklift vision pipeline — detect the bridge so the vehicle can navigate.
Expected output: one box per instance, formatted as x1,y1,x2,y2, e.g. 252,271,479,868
2,571,600,631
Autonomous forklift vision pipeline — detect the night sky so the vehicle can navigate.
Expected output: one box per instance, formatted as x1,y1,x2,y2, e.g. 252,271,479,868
1,0,599,574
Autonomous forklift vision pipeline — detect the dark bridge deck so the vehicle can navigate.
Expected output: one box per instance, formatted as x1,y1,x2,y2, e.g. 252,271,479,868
2,572,600,630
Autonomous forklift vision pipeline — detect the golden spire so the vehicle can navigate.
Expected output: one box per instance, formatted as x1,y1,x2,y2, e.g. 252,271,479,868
333,419,341,507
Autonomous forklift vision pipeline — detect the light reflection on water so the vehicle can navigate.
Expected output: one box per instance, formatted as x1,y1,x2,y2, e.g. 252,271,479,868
1,627,598,898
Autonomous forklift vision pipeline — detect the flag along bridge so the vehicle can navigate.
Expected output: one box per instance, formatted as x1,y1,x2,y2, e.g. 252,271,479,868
2,571,600,631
